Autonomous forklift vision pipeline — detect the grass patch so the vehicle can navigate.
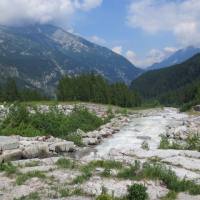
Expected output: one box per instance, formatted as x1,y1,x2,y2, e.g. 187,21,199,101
161,191,177,200
0,104,104,146
14,192,40,200
0,162,18,175
159,135,200,152
16,171,46,185
24,161,40,167
117,161,200,195
56,158,76,169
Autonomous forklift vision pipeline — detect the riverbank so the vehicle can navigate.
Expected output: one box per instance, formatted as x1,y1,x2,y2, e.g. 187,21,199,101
0,104,200,199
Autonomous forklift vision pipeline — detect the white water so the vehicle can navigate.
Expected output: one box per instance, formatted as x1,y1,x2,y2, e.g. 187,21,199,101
89,108,188,158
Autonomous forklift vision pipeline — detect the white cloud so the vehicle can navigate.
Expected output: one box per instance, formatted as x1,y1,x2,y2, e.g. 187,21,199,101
112,46,123,55
127,0,200,47
89,35,106,45
125,47,177,68
0,0,102,26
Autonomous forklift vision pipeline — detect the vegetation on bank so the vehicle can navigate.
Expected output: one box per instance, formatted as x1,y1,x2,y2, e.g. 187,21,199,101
159,135,200,152
0,104,104,145
57,73,141,108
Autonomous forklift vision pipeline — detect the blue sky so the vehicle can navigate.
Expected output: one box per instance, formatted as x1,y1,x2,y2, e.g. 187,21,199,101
1,0,200,68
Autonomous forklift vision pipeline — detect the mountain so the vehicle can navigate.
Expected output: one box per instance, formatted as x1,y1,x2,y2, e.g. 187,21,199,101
148,46,200,70
0,24,142,93
131,53,200,103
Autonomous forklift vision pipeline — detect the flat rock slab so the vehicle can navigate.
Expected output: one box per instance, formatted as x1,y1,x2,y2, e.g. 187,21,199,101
177,193,200,200
162,156,200,171
0,136,19,151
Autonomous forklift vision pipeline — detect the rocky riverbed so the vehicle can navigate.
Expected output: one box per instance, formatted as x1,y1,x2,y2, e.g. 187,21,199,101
0,105,200,200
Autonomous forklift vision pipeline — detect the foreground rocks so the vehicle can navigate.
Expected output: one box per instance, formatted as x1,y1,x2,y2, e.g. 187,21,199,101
0,136,76,163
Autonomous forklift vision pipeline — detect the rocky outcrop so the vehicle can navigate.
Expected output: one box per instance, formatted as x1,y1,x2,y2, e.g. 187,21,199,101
0,136,76,163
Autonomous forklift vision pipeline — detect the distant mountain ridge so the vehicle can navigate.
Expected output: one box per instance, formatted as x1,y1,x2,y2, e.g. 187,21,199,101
131,53,200,100
148,46,200,70
0,24,142,93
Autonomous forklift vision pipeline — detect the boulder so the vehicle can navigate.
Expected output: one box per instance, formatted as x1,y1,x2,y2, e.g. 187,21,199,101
83,138,100,145
0,136,19,151
49,141,75,153
23,144,49,159
2,149,22,162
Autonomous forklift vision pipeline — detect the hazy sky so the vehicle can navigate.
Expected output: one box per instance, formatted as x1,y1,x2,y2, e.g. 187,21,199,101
0,0,200,68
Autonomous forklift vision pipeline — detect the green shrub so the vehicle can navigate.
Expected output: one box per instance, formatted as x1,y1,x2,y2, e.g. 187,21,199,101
0,162,18,175
0,104,104,146
159,136,170,149
117,160,141,180
127,184,148,200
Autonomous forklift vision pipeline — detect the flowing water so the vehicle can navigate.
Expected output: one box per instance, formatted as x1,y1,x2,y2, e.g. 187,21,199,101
86,108,188,159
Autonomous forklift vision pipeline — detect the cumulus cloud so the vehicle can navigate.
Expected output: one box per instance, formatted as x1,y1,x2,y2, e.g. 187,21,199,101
127,0,200,47
112,46,123,55
125,47,177,68
0,0,102,26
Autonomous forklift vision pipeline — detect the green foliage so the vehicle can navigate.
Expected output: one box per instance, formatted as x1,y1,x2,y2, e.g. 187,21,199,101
159,135,200,152
131,54,200,110
57,73,141,108
14,192,40,200
96,194,113,200
0,104,104,146
16,171,46,185
117,160,141,180
56,158,76,169
0,79,47,103
159,136,171,149
161,191,177,200
117,160,200,195
127,184,148,200
0,162,18,175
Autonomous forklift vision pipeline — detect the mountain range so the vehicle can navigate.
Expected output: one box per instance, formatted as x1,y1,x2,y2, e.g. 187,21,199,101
148,46,200,70
131,53,200,106
0,24,142,93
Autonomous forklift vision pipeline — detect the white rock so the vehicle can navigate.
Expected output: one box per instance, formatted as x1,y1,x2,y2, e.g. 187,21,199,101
23,144,49,159
49,141,75,152
0,136,19,151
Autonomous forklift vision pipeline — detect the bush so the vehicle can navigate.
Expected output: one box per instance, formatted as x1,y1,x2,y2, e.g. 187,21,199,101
0,104,104,146
127,184,148,200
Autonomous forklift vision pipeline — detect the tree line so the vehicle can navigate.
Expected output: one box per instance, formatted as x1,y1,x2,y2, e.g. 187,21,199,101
57,73,141,107
0,79,46,102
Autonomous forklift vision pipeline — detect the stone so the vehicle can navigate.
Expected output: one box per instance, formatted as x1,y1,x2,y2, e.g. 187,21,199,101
49,141,75,153
0,136,19,151
22,144,49,159
2,149,22,162
83,138,100,145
